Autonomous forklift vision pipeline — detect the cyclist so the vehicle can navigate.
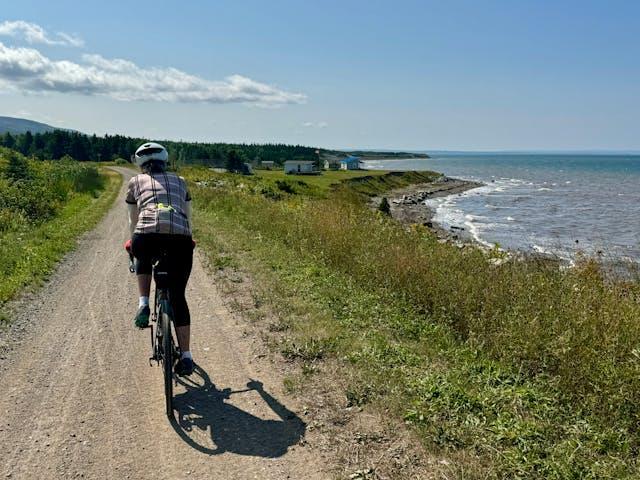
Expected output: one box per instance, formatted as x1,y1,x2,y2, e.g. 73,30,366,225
125,142,194,376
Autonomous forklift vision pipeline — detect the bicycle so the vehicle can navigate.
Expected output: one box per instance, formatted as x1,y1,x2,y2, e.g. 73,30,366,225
126,241,180,418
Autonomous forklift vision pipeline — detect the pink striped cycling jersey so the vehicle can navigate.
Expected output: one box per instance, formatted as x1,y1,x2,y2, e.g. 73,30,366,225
125,172,192,236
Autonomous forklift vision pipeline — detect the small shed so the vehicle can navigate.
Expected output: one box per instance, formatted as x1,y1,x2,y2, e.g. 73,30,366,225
261,161,275,170
284,160,315,174
340,155,361,170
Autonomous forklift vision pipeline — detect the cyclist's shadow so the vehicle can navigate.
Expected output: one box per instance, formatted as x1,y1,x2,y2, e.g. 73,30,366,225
170,365,306,457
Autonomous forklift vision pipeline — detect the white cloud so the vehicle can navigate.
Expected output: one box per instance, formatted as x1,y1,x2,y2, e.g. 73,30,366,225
0,42,307,106
55,31,84,48
0,20,84,47
302,121,328,128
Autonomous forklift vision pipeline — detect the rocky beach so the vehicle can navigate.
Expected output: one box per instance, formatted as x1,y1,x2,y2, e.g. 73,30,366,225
371,175,483,243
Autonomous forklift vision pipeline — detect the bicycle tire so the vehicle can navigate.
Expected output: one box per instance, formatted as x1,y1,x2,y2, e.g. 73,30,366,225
159,302,174,418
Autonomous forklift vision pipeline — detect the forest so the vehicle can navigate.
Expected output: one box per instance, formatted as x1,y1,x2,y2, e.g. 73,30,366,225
0,129,319,166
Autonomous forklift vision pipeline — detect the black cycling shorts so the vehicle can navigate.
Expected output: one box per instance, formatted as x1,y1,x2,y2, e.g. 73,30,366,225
131,233,193,327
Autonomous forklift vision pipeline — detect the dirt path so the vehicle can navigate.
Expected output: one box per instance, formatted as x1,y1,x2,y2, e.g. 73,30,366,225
0,168,326,480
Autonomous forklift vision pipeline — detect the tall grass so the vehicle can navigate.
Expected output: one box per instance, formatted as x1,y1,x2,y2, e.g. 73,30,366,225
0,148,118,306
186,167,640,477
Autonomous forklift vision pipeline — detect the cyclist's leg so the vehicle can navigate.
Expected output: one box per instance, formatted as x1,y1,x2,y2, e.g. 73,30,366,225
131,233,156,290
169,236,193,345
167,235,194,373
137,274,152,298
131,233,157,327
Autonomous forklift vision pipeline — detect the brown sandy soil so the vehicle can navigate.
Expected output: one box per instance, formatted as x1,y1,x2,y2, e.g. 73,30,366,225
0,168,328,480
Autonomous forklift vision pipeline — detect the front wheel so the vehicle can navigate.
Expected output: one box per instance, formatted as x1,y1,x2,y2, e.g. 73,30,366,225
160,304,174,418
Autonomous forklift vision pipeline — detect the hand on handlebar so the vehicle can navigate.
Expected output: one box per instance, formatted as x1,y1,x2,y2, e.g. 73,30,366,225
247,379,263,391
124,239,135,273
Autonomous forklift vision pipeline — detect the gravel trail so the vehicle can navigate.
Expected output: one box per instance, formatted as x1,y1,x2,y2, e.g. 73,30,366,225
0,168,325,480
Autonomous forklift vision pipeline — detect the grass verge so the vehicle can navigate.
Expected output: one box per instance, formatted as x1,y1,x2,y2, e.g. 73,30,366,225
186,167,640,478
0,167,121,314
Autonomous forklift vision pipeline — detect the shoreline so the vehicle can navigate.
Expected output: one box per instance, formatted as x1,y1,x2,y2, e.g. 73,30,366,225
372,175,640,278
371,175,484,246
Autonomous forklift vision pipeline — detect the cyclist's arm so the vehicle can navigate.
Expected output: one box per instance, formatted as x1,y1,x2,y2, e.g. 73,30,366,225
125,177,139,237
127,203,139,236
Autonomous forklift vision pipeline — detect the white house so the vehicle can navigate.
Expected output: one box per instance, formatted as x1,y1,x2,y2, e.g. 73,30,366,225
340,155,361,170
284,160,316,174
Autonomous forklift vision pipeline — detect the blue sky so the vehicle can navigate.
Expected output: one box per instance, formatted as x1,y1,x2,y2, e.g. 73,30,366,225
0,0,639,150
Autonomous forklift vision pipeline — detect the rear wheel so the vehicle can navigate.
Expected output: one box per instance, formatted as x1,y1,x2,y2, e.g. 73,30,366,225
160,304,174,418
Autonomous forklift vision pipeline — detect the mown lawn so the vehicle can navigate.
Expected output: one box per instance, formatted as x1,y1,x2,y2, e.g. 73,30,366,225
255,168,390,192
185,166,640,479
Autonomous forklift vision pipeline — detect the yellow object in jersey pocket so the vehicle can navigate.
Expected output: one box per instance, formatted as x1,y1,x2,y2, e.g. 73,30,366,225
156,202,176,212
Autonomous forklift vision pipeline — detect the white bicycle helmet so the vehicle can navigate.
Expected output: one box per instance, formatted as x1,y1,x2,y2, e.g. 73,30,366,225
134,142,169,167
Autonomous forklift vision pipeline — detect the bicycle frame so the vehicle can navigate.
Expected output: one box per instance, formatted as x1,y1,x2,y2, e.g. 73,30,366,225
126,244,181,418
149,288,174,360
149,255,180,363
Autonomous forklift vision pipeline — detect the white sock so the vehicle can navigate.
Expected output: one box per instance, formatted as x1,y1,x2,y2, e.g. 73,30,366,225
181,351,192,360
139,296,149,308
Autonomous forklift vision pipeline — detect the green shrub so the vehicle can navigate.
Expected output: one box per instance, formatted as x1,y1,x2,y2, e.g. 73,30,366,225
0,148,103,225
5,149,31,182
275,179,296,194
0,148,116,305
378,196,391,215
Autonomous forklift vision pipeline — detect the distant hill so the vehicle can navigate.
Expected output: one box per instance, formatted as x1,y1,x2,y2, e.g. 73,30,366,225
0,116,58,135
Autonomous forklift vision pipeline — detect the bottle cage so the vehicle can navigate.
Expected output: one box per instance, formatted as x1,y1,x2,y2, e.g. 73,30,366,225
153,254,171,290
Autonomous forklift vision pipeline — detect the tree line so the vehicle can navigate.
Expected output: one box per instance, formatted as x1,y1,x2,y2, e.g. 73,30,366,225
0,130,319,166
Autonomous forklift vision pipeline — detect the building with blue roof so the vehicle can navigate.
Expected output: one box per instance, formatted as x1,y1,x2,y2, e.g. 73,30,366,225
340,155,361,170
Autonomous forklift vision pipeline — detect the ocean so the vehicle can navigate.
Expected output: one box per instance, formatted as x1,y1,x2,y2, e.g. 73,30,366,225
363,154,640,262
